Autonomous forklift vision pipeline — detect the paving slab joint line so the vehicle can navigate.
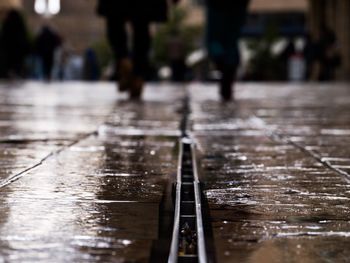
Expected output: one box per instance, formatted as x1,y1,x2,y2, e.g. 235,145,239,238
0,131,98,189
251,115,350,182
0,138,71,144
285,138,350,182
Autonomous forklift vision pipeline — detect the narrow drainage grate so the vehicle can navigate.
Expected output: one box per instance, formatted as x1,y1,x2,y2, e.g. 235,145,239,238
168,137,208,263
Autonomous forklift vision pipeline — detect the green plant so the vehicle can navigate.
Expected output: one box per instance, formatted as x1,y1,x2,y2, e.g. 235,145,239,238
91,39,113,69
246,22,284,80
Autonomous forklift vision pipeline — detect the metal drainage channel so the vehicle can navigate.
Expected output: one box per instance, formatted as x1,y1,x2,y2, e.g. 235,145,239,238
168,137,208,263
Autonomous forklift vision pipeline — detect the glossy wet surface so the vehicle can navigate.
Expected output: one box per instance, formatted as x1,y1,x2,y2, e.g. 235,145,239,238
190,83,350,262
0,82,182,262
1,82,350,262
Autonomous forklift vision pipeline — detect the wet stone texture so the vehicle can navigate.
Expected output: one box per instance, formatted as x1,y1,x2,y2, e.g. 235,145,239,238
2,81,350,262
0,82,183,262
190,83,350,263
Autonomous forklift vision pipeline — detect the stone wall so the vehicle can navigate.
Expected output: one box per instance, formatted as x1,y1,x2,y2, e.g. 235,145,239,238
22,0,105,53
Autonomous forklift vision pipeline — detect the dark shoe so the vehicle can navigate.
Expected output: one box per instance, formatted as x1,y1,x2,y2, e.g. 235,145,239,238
219,65,236,101
220,78,234,101
117,58,133,92
129,76,144,100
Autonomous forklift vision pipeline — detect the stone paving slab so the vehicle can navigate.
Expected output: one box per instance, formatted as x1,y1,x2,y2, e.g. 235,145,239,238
1,81,350,262
190,83,350,263
0,141,68,186
0,82,183,262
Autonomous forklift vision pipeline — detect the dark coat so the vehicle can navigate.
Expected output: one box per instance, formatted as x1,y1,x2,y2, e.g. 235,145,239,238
0,10,30,77
206,0,250,11
97,0,168,22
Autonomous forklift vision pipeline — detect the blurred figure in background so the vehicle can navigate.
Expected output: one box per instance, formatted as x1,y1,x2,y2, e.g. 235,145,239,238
310,25,341,81
206,0,250,101
62,49,84,81
279,38,296,80
303,32,316,81
34,25,62,81
167,29,186,82
97,0,180,100
83,48,100,81
0,9,30,79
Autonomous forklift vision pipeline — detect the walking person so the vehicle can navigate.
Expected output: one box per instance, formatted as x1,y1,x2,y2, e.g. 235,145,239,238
97,0,179,100
309,25,341,81
206,0,250,101
34,25,62,80
0,9,30,79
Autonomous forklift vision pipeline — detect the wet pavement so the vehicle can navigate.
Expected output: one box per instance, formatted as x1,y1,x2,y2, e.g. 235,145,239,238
0,81,350,262
189,83,350,262
0,82,182,262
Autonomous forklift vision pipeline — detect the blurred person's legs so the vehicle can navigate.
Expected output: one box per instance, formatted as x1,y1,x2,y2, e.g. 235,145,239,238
3,54,26,79
99,0,171,100
106,17,132,92
106,17,150,99
129,19,151,99
42,57,54,80
206,0,249,101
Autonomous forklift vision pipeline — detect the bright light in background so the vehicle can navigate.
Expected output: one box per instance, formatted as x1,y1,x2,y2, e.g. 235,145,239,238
48,0,61,15
34,0,61,16
34,0,46,15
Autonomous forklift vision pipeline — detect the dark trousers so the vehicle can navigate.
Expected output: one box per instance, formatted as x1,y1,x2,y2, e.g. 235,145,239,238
206,2,249,67
106,17,150,78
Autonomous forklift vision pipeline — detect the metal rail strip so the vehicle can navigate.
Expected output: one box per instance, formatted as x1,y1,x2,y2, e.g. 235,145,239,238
191,142,207,263
168,137,208,263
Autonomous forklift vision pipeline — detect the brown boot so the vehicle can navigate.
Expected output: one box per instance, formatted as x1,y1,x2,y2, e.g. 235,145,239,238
129,76,144,100
117,58,133,92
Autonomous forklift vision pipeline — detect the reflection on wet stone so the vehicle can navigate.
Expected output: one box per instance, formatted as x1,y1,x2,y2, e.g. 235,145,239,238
0,83,183,262
190,83,350,263
1,81,350,262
